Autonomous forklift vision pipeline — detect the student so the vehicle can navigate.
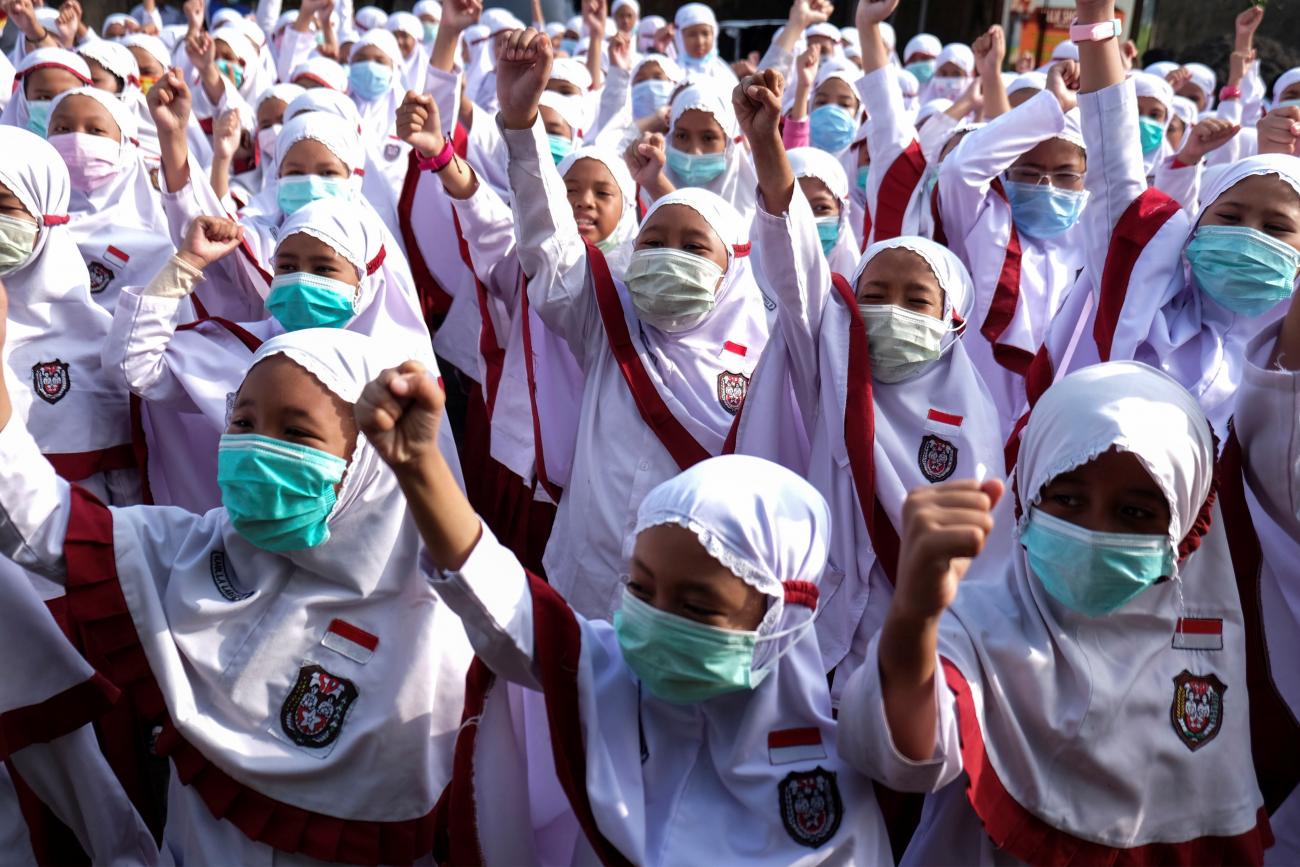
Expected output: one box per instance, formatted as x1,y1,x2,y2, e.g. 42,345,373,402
786,146,861,273
0,324,475,866
353,355,893,864
248,82,306,190
736,66,1002,701
671,3,737,85
0,49,93,137
495,28,770,619
836,361,1271,864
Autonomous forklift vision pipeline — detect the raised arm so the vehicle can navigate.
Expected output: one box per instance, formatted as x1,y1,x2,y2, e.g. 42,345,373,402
757,0,832,79
972,25,1008,119
430,0,481,73
582,0,606,93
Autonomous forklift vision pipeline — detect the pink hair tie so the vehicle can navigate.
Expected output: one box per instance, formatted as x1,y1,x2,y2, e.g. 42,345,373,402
417,138,455,173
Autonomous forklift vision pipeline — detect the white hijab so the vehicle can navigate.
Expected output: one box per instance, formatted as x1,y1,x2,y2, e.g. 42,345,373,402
788,146,861,274
348,30,406,144
671,3,736,86
0,49,93,132
387,12,430,92
664,81,757,222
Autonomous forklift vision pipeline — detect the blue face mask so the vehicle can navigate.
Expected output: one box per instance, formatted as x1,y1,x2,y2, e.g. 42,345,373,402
631,79,674,120
856,164,870,193
559,38,578,56
277,175,352,215
1276,98,1300,110
809,104,857,155
1139,116,1165,155
681,48,718,72
216,58,245,89
548,133,574,165
1185,224,1300,317
666,144,726,186
422,21,438,44
905,59,935,84
815,215,841,255
217,433,348,552
613,589,767,703
1004,180,1088,239
266,272,358,331
1022,508,1174,618
26,100,52,138
349,60,393,100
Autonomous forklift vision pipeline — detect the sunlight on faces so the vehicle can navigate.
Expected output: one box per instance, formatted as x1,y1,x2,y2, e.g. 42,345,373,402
25,67,85,101
128,46,165,79
633,60,668,85
811,76,859,114
635,202,728,272
1165,115,1186,151
680,23,713,60
278,138,350,178
1198,174,1300,250
798,176,841,218
257,97,287,130
671,108,725,154
273,232,361,287
614,4,637,34
1175,81,1206,111
0,182,36,224
227,355,358,471
394,30,416,59
628,523,767,630
538,104,572,139
86,59,122,94
1008,138,1087,191
48,94,122,141
855,247,944,319
351,44,393,66
1008,87,1040,108
1137,95,1168,124
564,157,623,243
1036,448,1171,535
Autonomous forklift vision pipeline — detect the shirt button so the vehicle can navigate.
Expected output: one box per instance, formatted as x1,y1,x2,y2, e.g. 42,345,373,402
639,461,650,471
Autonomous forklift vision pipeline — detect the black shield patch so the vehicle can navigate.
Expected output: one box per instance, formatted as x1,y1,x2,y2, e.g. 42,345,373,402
778,767,842,849
1171,670,1226,751
32,360,70,404
918,433,958,482
716,371,749,415
87,261,115,294
279,664,358,749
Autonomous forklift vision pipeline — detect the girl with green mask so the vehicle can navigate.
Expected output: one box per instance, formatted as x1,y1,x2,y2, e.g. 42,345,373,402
355,355,893,861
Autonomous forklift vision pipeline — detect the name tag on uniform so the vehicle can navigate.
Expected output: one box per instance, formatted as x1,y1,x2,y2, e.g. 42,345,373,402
321,619,379,664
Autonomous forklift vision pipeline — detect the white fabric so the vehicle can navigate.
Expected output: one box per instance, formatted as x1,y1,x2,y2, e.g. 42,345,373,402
0,49,93,132
671,3,736,85
903,33,941,62
387,12,430,91
788,146,860,274
348,29,406,143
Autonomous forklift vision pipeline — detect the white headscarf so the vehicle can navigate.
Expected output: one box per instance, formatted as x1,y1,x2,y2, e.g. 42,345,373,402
637,14,665,53
1183,62,1217,110
353,5,388,31
78,39,140,91
1007,70,1046,98
672,3,736,85
0,49,92,132
387,11,430,91
939,361,1266,857
1272,67,1300,103
903,33,941,62
1133,71,1176,175
788,146,860,274
348,30,406,142
252,83,306,188
291,55,349,91
665,81,757,221
921,43,973,102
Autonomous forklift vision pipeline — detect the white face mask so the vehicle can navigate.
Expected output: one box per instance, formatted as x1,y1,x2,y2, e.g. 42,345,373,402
624,247,723,333
257,123,282,156
858,303,950,383
0,213,39,275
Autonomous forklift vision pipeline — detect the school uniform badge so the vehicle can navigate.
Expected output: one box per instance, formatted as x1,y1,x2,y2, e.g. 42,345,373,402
918,434,958,482
1170,670,1226,751
717,371,749,415
279,664,359,749
31,360,70,404
384,142,401,161
87,261,115,294
777,767,842,849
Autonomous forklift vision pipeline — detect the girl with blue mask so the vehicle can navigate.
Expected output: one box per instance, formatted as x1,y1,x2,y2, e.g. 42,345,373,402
626,56,682,121
538,91,579,165
807,72,864,157
787,146,860,273
357,353,896,862
841,361,1270,864
346,30,407,143
0,321,478,865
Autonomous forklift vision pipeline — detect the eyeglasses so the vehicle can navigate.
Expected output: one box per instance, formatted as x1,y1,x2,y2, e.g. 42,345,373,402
1005,168,1086,187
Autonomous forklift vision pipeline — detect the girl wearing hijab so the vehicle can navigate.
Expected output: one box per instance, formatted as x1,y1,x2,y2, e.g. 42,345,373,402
355,355,894,864
387,11,430,91
920,42,973,102
0,322,475,866
672,3,737,86
902,32,941,85
121,32,215,170
347,30,407,142
591,52,682,155
0,49,93,137
495,30,770,619
737,73,1001,703
786,146,861,273
250,82,307,192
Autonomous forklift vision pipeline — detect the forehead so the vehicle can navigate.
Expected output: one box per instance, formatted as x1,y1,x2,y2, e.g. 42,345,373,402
51,93,117,125
814,77,856,100
673,107,723,133
682,23,712,37
1211,172,1300,213
641,202,720,239
797,175,836,200
284,137,343,163
1016,137,1086,167
276,230,342,257
861,246,940,285
564,156,618,187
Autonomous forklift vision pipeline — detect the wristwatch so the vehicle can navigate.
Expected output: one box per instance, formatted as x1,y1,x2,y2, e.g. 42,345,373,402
1069,18,1122,44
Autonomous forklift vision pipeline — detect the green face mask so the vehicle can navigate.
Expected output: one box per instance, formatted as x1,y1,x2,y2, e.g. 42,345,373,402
217,433,348,552
614,588,767,704
26,100,52,138
1139,116,1166,155
548,133,574,165
266,272,358,332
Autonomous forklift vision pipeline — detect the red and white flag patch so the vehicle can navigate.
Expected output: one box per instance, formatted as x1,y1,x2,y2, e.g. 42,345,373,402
926,408,963,430
105,245,130,265
768,727,827,765
1172,618,1223,651
320,619,379,663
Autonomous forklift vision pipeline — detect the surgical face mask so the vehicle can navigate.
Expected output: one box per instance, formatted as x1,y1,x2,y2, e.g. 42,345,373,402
631,78,674,119
613,589,768,703
809,103,857,155
26,100,52,137
422,21,438,44
624,246,722,333
858,303,948,383
666,144,726,186
905,59,935,84
547,133,574,165
559,37,578,56
349,60,393,100
257,123,282,156
1138,116,1165,155
1185,224,1300,317
266,271,359,331
277,174,352,215
215,58,245,89
47,132,121,193
216,433,348,552
0,214,39,275
856,164,870,193
1004,180,1088,239
1022,508,1174,618
1276,98,1300,110
681,47,718,72
815,215,841,255
928,75,968,100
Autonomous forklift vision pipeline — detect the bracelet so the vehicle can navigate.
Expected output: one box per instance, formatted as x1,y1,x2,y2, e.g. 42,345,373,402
417,138,455,173
1219,85,1242,101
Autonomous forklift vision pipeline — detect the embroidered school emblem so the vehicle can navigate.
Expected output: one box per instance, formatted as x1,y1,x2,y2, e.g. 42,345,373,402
918,434,957,482
87,261,115,294
384,142,401,161
717,371,749,415
778,767,842,849
279,664,358,749
31,360,70,404
1171,670,1226,751
209,551,252,601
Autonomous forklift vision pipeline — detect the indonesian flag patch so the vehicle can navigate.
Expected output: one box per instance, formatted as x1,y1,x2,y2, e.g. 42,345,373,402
1172,617,1223,651
320,619,379,664
768,727,827,765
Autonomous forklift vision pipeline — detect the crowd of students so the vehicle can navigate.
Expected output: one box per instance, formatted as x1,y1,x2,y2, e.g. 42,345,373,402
0,0,1297,862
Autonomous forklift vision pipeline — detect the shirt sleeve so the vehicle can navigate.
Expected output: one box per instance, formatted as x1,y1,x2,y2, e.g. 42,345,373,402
424,522,541,690
450,180,521,304
834,634,964,793
1153,157,1202,213
593,66,630,137
0,416,72,582
422,65,463,138
781,116,810,150
1078,79,1148,284
1234,321,1300,537
275,27,317,85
